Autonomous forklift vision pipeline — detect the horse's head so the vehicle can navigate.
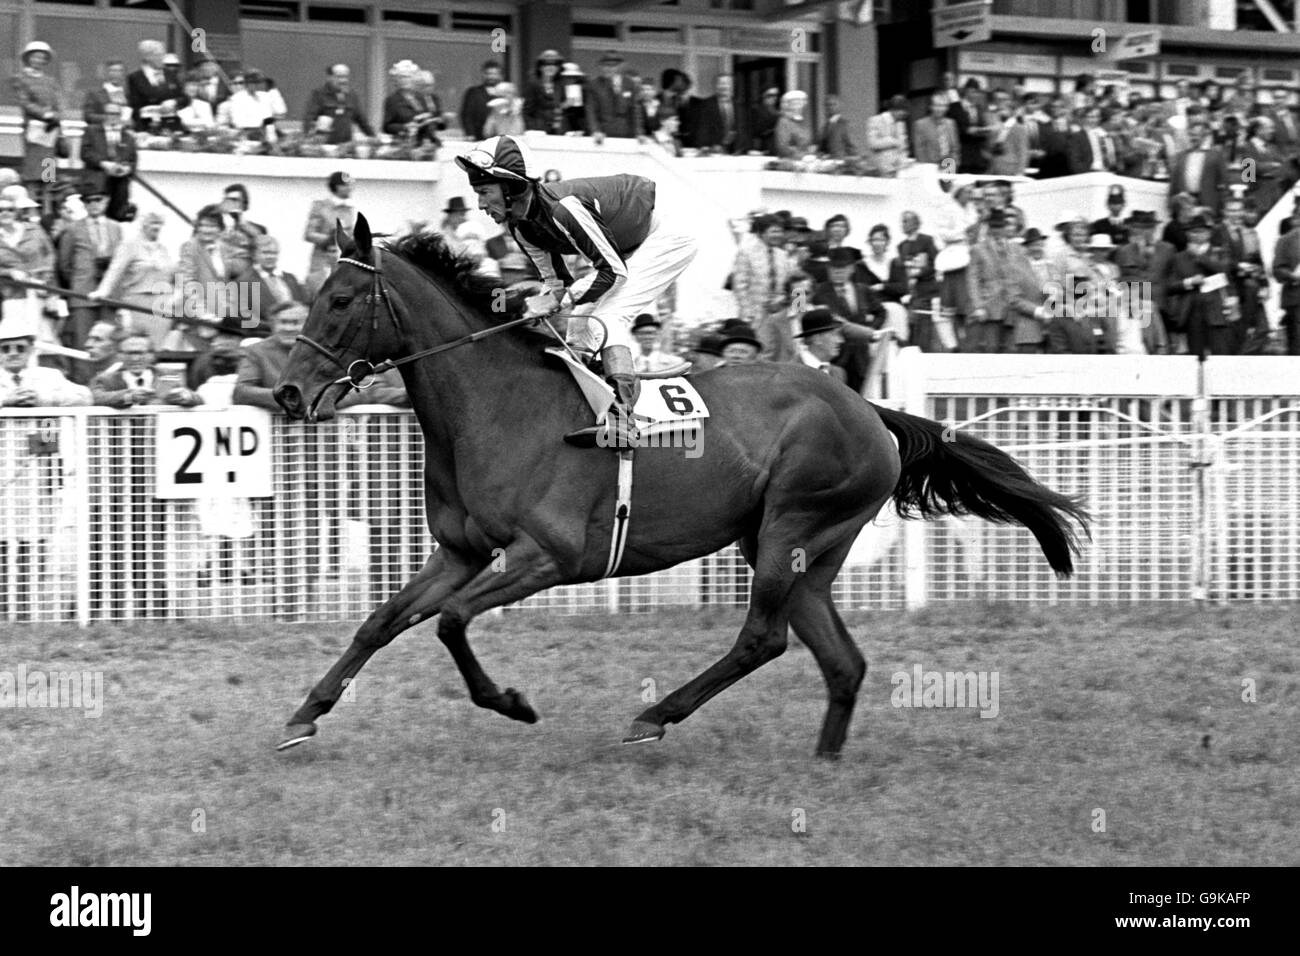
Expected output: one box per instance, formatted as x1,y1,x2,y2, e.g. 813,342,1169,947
274,212,408,422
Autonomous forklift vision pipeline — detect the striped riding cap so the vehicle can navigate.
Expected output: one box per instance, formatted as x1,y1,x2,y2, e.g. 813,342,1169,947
454,135,540,190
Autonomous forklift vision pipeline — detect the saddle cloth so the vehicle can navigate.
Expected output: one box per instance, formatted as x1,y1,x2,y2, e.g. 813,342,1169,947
544,347,710,436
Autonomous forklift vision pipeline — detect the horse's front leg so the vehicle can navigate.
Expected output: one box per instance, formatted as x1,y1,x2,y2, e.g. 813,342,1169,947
277,547,481,750
435,534,566,723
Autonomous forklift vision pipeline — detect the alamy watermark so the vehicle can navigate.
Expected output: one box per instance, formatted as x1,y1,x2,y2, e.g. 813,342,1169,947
149,277,261,329
891,663,999,719
0,665,104,717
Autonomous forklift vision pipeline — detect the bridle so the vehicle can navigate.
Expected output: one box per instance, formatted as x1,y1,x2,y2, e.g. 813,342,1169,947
295,246,544,394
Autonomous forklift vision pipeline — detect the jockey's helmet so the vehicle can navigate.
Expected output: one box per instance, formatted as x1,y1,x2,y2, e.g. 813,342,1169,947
455,135,540,196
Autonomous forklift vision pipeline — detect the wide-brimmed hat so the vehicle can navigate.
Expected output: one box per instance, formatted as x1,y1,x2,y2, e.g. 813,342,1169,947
632,313,662,332
0,311,39,342
719,322,762,350
1087,232,1115,249
1,184,40,208
443,196,469,214
21,41,53,63
1186,213,1213,231
1019,227,1046,245
795,308,844,338
827,246,861,268
1125,210,1157,227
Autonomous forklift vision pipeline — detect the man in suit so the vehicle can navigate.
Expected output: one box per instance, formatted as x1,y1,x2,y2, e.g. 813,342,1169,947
1163,213,1234,355
90,333,202,408
303,63,374,144
912,92,959,169
1066,106,1117,174
79,102,137,222
1215,196,1269,351
948,79,990,174
1035,97,1072,178
686,73,739,154
1167,118,1228,216
818,95,857,158
984,89,1030,176
865,94,910,176
590,51,639,141
897,210,942,350
83,60,130,124
60,186,122,348
1090,184,1130,247
178,204,235,327
236,235,306,334
125,40,188,131
1114,210,1175,354
812,246,885,391
794,307,848,384
965,209,1043,353
193,58,231,111
1272,219,1300,355
1267,88,1300,159
218,183,266,281
459,60,503,142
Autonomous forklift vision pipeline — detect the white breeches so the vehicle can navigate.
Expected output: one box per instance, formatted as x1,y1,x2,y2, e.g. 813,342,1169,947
564,212,698,352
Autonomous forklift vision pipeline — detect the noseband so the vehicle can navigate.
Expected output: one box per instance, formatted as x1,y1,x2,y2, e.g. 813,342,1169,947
296,246,558,392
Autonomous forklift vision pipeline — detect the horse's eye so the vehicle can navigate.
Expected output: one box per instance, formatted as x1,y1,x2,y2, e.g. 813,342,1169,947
330,295,352,310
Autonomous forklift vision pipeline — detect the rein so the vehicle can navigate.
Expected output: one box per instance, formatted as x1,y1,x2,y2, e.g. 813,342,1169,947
298,248,584,391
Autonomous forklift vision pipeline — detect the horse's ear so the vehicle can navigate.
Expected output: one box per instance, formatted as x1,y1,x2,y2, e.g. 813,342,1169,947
354,212,372,255
334,218,349,254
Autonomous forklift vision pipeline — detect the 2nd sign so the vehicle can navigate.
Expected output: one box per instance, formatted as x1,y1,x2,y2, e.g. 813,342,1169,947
154,408,274,499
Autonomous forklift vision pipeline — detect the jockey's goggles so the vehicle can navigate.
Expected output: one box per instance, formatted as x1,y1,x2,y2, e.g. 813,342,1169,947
455,148,534,186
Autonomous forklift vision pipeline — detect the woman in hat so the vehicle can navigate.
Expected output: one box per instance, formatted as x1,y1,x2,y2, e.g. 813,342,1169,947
383,59,444,147
456,133,697,448
439,196,470,241
0,188,57,338
524,50,565,135
303,171,357,290
558,62,594,136
482,82,525,138
773,90,813,158
13,40,63,208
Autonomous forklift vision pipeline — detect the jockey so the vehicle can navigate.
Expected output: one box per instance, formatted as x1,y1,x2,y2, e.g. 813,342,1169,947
455,134,697,448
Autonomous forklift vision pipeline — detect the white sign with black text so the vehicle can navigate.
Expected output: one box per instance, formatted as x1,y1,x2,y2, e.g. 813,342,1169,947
154,408,273,499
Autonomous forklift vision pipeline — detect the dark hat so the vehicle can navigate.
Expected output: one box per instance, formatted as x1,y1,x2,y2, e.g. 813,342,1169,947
787,216,811,233
805,240,830,260
886,94,908,111
598,50,624,65
986,208,1009,229
795,308,844,338
720,322,763,351
1019,227,1046,245
1107,184,1126,204
632,313,661,331
824,213,849,230
536,49,563,65
443,196,469,213
1186,212,1213,231
773,209,793,229
827,246,861,267
990,179,1011,189
694,332,725,357
1125,210,1157,227
327,170,353,192
962,77,983,91
79,179,107,199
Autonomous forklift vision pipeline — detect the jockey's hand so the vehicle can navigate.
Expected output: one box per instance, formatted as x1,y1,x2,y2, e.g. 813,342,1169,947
523,290,561,323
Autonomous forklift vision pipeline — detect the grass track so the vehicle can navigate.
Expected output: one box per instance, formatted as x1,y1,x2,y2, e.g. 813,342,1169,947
1,604,1296,865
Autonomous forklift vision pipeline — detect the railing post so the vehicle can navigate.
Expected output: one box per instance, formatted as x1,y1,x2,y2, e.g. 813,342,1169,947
72,410,92,628
895,347,929,611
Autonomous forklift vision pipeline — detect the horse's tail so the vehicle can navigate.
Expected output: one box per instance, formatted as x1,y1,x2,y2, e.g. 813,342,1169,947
871,403,1091,578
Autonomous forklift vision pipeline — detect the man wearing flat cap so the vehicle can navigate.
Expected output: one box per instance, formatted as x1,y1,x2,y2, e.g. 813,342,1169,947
591,51,637,142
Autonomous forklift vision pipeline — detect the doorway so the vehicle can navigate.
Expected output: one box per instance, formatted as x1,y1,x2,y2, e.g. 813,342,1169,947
734,55,786,153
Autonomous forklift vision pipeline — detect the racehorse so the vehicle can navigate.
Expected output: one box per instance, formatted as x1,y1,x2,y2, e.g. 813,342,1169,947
272,214,1089,757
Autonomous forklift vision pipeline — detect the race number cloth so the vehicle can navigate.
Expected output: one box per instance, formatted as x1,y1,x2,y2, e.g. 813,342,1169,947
544,346,710,434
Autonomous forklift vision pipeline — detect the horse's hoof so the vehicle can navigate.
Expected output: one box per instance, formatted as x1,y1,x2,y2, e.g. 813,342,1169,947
276,722,317,751
501,688,539,724
622,720,665,745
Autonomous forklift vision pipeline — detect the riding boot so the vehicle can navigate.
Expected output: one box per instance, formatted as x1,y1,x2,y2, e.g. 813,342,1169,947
564,344,643,449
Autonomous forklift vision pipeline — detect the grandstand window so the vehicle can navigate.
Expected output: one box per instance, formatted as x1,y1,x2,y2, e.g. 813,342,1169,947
1164,63,1200,77
574,21,619,39
307,4,368,24
381,9,440,29
108,0,171,9
450,11,511,33
629,25,683,40
241,0,302,21
33,0,94,5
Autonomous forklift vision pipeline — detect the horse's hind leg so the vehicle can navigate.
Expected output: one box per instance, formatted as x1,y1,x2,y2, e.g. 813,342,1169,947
623,523,803,744
277,547,480,750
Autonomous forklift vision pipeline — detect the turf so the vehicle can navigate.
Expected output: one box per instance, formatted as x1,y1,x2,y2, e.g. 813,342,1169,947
0,604,1296,865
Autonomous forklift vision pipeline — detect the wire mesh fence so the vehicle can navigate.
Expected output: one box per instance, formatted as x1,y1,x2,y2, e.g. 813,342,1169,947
2,386,1298,624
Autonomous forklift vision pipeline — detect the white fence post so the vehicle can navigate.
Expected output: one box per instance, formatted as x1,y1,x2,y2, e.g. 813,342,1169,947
895,347,929,611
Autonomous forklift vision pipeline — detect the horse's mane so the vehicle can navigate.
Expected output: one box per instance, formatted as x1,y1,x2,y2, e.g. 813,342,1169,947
382,231,504,320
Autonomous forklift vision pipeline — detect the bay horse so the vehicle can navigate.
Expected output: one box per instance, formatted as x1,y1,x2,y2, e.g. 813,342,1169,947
272,214,1088,757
